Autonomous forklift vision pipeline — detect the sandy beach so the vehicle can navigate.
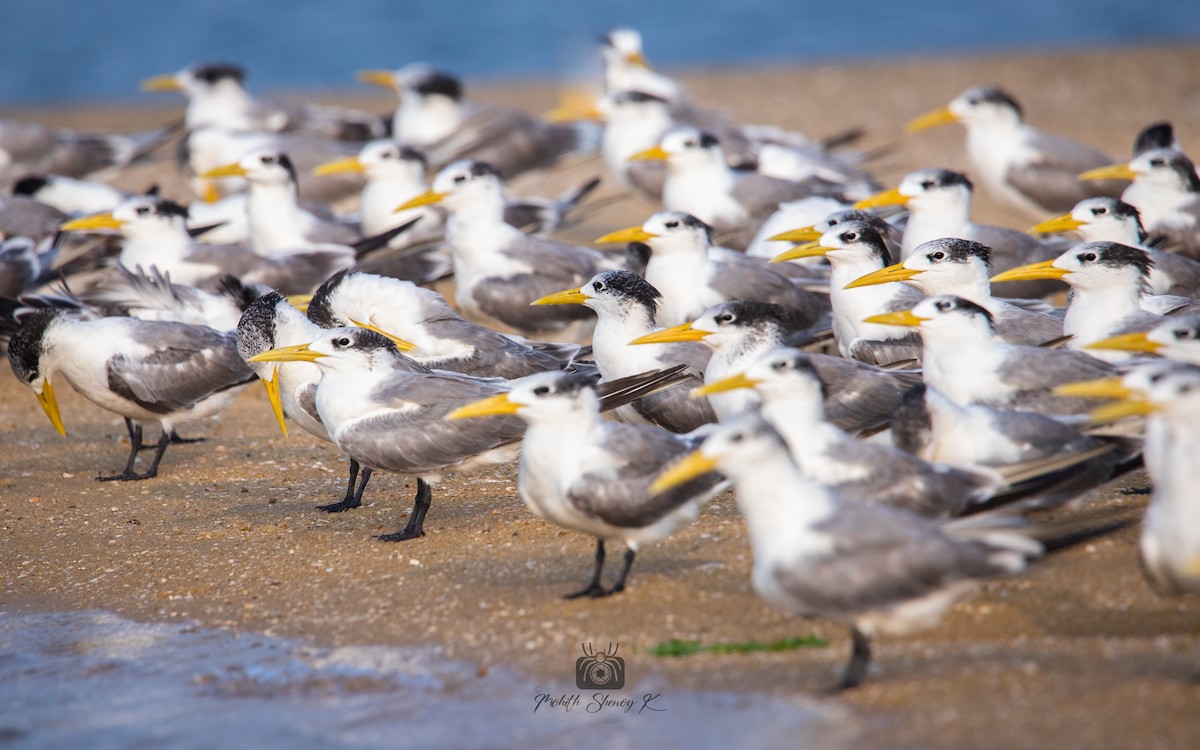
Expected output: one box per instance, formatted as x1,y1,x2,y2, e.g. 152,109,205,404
4,45,1200,749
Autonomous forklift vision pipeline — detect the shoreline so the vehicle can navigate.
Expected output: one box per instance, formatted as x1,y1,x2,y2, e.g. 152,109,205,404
4,44,1200,749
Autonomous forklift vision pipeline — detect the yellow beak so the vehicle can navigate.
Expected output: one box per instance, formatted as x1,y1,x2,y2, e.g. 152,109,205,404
260,368,288,437
286,294,313,313
312,156,366,176
60,212,124,232
1029,214,1084,235
445,393,520,420
357,70,398,89
531,288,589,306
906,106,959,133
545,89,604,123
629,322,710,345
36,380,67,437
767,226,822,243
771,242,827,263
140,74,182,93
200,180,222,204
862,311,928,327
990,259,1069,283
844,262,919,289
650,450,718,495
1078,163,1138,182
1084,331,1161,354
198,161,248,179
691,373,759,398
393,190,446,212
1089,398,1159,425
247,343,325,364
595,226,656,244
627,145,669,162
625,51,651,69
853,187,909,210
346,318,416,351
1052,377,1132,400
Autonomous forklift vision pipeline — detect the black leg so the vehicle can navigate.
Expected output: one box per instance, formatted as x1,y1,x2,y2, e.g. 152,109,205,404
832,626,872,692
608,546,637,595
168,429,206,445
564,539,609,599
99,426,169,481
374,478,431,542
317,459,368,512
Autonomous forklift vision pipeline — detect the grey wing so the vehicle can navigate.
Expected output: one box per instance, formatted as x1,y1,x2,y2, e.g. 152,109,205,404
993,305,1064,346
993,348,1116,414
426,107,584,177
830,442,993,517
470,275,594,333
770,502,1009,617
243,251,354,295
1005,132,1124,213
969,225,1059,270
567,424,718,527
847,335,923,367
810,354,921,433
0,196,67,240
1109,310,1169,336
632,373,717,433
1149,249,1200,297
106,325,253,414
711,255,829,326
730,173,819,219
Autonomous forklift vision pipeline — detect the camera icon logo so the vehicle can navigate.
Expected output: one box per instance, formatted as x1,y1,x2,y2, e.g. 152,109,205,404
576,642,625,690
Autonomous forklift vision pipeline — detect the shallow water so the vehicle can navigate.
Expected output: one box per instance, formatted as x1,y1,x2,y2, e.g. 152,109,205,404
0,610,841,749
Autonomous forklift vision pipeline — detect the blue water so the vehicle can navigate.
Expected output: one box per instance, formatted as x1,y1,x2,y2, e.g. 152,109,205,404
1,0,1198,105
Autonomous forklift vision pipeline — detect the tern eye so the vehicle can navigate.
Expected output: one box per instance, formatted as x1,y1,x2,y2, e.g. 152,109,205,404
683,140,696,148
335,336,351,347
533,385,550,396
380,150,394,159
1092,207,1107,215
930,251,945,261
453,174,466,183
664,221,678,229
920,180,935,190
135,206,151,216
592,281,604,292
842,232,857,242
728,431,744,443
771,360,787,371
1149,158,1165,168
935,300,952,311
715,313,734,324
1079,252,1097,262
1175,328,1196,340
1149,373,1164,384
966,97,980,106
261,155,276,164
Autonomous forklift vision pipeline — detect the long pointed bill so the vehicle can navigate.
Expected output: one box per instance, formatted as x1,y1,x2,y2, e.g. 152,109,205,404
629,323,710,345
844,262,919,289
347,319,416,351
393,190,445,212
852,187,909,210
626,51,651,69
990,260,1068,283
198,161,248,180
286,294,313,313
200,180,221,204
247,343,325,364
261,368,288,437
312,156,366,176
358,70,398,89
36,381,66,436
906,106,959,133
771,242,827,263
140,74,182,92
595,226,656,244
1029,214,1084,234
1089,399,1158,425
1078,163,1137,182
1052,377,1132,399
531,288,588,306
650,450,718,495
692,373,759,398
1085,331,1161,354
446,393,519,420
862,311,927,327
767,226,822,243
627,145,669,162
60,212,124,232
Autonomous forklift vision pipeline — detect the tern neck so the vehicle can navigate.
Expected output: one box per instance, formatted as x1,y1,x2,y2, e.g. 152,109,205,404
247,182,307,252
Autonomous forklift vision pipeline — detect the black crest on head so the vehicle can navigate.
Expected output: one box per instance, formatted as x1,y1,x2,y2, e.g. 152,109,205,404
1090,242,1153,277
467,161,501,179
7,309,59,382
236,291,284,355
697,132,720,149
964,85,1022,118
710,300,807,335
154,198,190,220
307,269,351,329
930,295,995,326
1133,122,1175,156
413,70,462,100
12,175,48,196
922,238,992,270
397,146,427,167
192,63,246,85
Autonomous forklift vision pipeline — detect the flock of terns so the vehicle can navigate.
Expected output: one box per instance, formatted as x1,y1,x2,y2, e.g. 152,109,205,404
2,28,1199,690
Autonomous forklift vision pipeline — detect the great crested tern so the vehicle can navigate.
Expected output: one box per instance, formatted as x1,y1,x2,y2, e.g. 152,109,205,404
867,295,1115,415
1031,197,1200,297
532,270,716,433
393,160,618,338
1080,148,1200,256
600,28,681,100
652,414,1045,690
632,300,916,433
846,237,1063,346
907,85,1124,218
59,196,354,294
771,220,923,364
990,241,1192,359
695,347,1001,517
11,174,127,216
307,270,585,379
448,370,723,597
1086,314,1200,363
358,64,594,178
7,307,255,480
629,127,842,249
142,62,385,140
595,211,827,328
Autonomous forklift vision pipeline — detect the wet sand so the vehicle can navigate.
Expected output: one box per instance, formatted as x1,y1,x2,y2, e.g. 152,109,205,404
4,45,1200,749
